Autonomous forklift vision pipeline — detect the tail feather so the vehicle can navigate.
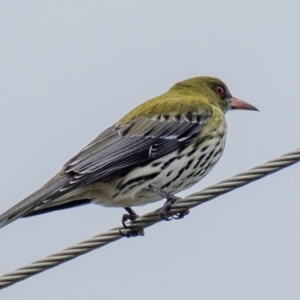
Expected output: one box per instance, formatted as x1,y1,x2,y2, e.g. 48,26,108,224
0,174,71,229
22,199,91,217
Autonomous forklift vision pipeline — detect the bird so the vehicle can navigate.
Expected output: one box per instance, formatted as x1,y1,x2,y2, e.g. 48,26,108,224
0,76,258,234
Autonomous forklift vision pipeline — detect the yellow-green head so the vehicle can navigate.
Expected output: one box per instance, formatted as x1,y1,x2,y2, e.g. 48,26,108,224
119,76,258,124
170,76,258,113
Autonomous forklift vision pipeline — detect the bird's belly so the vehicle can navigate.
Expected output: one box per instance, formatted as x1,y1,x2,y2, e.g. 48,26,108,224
103,134,226,207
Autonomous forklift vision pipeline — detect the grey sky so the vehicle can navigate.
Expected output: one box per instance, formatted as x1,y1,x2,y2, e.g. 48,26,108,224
1,1,299,299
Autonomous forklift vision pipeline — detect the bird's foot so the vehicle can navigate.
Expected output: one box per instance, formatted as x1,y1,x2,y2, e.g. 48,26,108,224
148,185,190,220
119,207,144,238
119,228,144,238
122,207,139,228
172,209,190,219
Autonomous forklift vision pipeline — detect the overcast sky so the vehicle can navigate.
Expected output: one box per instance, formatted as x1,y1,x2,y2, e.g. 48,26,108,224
1,1,300,299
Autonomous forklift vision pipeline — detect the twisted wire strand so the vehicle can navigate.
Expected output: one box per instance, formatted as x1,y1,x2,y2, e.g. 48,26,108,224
0,147,300,290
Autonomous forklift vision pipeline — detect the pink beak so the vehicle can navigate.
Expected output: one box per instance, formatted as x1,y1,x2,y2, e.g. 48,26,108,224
230,97,259,111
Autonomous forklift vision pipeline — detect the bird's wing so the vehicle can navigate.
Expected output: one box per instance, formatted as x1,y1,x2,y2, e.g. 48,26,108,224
0,111,212,228
58,111,212,193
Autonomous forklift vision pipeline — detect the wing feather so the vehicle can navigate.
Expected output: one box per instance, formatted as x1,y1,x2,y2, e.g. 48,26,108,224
58,111,212,194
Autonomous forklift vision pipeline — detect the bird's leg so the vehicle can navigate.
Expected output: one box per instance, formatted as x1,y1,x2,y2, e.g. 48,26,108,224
122,207,139,228
148,185,190,220
120,207,144,238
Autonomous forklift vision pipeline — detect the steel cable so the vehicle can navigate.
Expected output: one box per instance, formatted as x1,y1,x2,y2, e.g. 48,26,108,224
0,147,299,290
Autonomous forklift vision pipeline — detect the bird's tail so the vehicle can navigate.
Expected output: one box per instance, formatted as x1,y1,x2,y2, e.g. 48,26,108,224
0,174,70,229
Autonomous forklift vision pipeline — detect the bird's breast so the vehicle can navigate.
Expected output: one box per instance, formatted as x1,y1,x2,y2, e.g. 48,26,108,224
156,128,227,194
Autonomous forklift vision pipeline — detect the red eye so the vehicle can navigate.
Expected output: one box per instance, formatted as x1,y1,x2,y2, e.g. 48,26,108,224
214,86,224,96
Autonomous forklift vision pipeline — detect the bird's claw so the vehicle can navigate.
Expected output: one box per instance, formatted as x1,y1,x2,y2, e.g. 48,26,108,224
159,209,173,221
119,228,144,238
158,189,184,221
159,208,190,221
121,207,144,238
172,209,190,219
122,213,138,228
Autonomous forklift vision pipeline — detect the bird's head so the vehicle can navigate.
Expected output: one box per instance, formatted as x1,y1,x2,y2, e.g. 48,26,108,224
171,76,258,113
